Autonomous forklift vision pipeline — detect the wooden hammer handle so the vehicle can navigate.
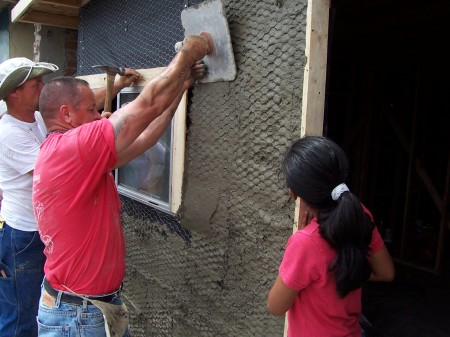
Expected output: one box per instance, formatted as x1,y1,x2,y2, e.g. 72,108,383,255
104,74,115,113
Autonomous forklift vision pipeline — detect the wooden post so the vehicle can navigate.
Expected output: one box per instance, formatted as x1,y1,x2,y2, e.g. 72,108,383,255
284,0,330,335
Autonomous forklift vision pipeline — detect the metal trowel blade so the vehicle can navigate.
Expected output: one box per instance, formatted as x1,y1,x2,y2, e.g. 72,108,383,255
181,0,236,83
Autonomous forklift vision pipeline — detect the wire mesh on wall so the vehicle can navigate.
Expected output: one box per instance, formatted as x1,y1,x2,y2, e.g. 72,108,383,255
78,0,204,241
120,195,192,242
77,0,204,76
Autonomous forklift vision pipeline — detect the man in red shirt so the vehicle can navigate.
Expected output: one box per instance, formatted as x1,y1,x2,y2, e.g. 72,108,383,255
32,34,212,337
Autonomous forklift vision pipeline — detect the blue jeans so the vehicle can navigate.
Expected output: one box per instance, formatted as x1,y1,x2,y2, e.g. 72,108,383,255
0,223,46,337
37,284,130,337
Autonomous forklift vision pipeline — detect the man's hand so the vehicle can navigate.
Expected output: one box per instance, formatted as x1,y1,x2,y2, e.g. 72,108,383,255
94,68,143,111
186,60,208,87
101,111,113,119
116,68,142,89
181,33,214,59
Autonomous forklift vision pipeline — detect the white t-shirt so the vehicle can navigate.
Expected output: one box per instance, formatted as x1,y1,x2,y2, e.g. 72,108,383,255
0,112,46,231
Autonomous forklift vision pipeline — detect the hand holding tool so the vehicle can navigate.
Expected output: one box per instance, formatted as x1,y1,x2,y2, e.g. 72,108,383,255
92,65,126,113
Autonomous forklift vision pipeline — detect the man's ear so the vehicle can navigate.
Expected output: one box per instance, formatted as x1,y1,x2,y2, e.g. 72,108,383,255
288,188,298,201
59,105,71,123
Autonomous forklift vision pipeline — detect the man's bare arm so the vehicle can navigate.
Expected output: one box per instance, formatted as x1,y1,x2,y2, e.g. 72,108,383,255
114,61,206,167
108,34,212,156
114,89,185,168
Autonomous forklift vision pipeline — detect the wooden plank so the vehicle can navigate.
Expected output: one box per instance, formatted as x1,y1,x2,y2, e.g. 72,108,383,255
40,0,81,8
300,0,329,138
11,0,35,22
78,67,166,89
31,3,79,16
20,10,79,29
285,0,330,335
171,92,187,214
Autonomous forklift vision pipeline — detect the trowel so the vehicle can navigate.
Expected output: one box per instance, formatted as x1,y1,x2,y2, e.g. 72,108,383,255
178,0,236,83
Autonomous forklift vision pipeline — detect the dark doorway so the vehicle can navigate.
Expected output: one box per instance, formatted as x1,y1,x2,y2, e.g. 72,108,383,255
325,0,450,335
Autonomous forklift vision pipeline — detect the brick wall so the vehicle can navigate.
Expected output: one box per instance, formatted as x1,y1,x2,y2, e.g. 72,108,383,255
64,29,78,76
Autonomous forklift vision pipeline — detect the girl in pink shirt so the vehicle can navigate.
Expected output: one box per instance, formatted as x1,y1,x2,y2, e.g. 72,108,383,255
267,136,395,337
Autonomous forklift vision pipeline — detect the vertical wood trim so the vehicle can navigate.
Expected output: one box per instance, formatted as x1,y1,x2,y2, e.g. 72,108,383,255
285,0,330,336
300,0,329,138
171,92,187,214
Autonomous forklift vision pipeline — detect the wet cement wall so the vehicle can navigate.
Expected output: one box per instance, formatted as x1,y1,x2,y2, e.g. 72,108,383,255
119,1,308,336
120,0,308,336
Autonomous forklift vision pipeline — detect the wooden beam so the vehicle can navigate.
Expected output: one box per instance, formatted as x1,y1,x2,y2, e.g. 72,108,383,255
40,0,81,8
19,10,79,29
77,67,166,89
171,92,187,214
300,0,329,138
31,3,79,16
286,0,330,336
11,0,35,23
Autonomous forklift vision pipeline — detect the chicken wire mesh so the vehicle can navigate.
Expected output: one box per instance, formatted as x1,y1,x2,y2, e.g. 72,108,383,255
77,0,204,75
77,0,205,241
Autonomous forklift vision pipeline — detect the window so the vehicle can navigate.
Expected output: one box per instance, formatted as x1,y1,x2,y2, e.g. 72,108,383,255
114,81,187,214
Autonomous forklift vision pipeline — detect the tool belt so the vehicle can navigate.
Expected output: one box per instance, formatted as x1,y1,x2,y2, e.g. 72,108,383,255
43,278,115,305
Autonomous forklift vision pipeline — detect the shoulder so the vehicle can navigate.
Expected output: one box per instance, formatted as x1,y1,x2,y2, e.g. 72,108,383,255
72,119,114,142
0,116,29,139
287,220,321,248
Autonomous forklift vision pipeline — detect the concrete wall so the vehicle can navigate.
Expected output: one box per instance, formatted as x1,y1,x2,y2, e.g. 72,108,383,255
8,19,74,79
122,0,308,336
8,22,34,59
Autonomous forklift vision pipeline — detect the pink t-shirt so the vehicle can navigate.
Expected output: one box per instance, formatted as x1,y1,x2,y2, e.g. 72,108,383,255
279,211,384,337
33,119,125,295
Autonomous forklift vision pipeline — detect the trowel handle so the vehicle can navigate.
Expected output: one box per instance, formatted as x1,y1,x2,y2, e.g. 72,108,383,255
104,74,115,113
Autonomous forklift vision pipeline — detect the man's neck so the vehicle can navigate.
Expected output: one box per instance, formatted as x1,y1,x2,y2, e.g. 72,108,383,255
5,105,36,123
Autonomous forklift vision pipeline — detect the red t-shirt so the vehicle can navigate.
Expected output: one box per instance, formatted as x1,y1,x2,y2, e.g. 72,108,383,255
279,210,384,337
33,119,125,295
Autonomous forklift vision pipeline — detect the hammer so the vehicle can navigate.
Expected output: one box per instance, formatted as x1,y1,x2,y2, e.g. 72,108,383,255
92,65,125,113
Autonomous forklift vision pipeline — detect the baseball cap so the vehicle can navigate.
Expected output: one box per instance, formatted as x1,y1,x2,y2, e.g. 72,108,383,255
0,57,59,100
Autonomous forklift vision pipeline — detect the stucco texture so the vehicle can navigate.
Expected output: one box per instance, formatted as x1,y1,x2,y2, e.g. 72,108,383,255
122,0,308,336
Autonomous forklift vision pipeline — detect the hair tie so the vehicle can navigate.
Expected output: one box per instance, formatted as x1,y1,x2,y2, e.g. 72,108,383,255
331,183,349,201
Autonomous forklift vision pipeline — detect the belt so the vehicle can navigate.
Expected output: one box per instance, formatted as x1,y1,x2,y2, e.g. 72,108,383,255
43,278,115,305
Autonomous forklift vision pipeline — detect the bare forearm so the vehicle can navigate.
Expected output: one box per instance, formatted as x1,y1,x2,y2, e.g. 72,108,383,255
114,90,185,168
110,35,211,154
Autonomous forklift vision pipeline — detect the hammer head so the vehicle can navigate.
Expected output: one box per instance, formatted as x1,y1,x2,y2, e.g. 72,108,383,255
92,65,125,76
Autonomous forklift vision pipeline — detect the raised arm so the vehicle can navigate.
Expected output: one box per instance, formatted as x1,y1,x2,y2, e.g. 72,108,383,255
108,34,212,158
114,88,183,168
114,60,206,168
